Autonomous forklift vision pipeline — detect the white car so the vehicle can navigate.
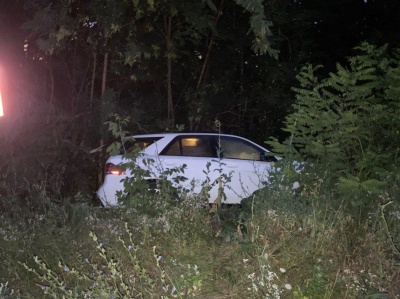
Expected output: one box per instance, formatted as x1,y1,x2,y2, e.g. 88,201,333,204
97,133,276,206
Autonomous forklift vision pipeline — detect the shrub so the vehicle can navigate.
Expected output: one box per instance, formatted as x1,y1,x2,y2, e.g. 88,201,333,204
268,42,400,210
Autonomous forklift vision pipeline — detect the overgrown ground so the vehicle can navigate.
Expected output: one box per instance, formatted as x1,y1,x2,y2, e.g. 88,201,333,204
1,173,399,299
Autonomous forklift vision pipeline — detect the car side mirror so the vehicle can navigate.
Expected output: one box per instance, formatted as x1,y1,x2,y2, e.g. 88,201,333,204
260,152,266,161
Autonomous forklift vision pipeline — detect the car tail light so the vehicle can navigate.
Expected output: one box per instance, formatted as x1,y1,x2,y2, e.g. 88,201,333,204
105,163,125,175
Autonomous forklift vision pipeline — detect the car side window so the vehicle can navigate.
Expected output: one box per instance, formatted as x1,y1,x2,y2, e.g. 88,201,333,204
124,137,162,153
161,136,214,157
162,138,181,155
219,136,266,161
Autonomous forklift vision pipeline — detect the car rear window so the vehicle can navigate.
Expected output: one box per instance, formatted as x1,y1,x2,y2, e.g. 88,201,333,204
123,137,162,153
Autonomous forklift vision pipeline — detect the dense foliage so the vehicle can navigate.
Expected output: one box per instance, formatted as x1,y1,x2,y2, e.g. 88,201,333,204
269,43,400,209
19,0,288,134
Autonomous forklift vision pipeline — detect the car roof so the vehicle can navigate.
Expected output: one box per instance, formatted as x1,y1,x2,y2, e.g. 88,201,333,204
126,132,269,154
130,132,245,138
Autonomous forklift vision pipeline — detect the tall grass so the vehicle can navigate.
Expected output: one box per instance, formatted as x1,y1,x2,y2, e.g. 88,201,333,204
1,176,399,298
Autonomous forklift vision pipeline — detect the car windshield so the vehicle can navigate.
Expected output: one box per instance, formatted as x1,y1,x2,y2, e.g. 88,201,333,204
123,137,162,153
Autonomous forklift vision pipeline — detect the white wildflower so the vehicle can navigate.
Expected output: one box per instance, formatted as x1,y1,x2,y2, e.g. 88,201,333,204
292,181,300,190
284,284,292,290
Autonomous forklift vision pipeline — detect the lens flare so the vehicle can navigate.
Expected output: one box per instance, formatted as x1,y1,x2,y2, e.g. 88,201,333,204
0,91,3,117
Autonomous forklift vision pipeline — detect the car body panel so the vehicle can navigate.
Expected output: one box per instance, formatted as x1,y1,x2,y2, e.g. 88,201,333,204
96,133,274,206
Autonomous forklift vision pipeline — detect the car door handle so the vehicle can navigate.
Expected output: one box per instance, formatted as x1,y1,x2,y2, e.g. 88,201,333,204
226,164,238,168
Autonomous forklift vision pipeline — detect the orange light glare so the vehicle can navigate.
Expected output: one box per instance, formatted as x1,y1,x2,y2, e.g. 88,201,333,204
0,91,4,117
110,170,123,175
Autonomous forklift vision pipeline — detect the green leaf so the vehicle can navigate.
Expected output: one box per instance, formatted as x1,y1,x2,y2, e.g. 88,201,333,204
107,142,122,156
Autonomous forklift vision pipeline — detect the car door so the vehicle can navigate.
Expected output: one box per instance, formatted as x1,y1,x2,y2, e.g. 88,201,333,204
158,135,221,201
216,135,275,204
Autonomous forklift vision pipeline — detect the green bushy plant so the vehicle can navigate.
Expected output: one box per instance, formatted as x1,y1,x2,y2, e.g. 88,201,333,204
268,42,400,210
0,90,98,204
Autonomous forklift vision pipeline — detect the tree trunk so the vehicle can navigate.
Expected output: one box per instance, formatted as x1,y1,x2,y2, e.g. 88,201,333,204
196,35,215,91
98,51,109,185
194,0,224,131
196,0,224,90
75,59,90,115
164,15,174,123
102,52,108,95
90,51,97,107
